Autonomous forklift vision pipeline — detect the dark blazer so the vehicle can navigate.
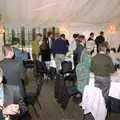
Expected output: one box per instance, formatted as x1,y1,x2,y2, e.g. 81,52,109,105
51,38,68,55
0,85,28,120
95,35,105,45
41,39,51,61
0,59,26,96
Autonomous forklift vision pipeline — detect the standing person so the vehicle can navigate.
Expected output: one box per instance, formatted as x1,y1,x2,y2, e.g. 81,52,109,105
88,32,94,41
32,33,42,60
0,45,26,97
51,34,68,72
86,32,96,55
76,44,92,93
41,38,51,63
95,31,105,53
66,33,79,69
74,35,86,67
71,33,79,68
91,43,115,104
47,32,54,49
41,32,54,63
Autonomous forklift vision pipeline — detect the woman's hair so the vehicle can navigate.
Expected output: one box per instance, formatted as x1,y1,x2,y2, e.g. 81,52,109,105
0,68,7,84
2,76,7,84
73,33,79,39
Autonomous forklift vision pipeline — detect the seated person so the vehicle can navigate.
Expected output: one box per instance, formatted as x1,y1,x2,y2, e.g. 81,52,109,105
0,45,26,97
21,46,30,61
0,67,28,120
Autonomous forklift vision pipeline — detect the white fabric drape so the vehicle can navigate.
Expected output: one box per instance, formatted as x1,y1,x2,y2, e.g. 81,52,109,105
1,0,120,25
1,0,120,48
81,73,107,120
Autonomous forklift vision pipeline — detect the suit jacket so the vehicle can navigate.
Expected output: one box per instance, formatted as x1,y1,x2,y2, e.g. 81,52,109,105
0,85,28,120
0,59,26,96
95,35,105,45
41,39,51,61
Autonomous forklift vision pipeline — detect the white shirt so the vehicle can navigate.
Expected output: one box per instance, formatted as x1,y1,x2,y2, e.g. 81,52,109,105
48,37,52,48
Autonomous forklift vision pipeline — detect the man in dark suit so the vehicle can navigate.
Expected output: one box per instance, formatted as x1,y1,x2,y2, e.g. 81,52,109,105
0,45,26,97
95,31,105,53
0,67,28,120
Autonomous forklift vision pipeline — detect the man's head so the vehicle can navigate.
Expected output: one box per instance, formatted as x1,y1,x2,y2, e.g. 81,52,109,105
100,31,104,36
12,37,20,48
98,43,106,53
60,34,66,40
90,32,94,38
48,32,53,38
3,45,14,58
36,33,42,41
73,33,79,40
79,35,85,42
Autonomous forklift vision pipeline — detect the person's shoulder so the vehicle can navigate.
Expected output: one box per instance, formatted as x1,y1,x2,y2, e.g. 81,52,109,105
92,54,99,59
10,60,23,67
96,36,99,39
104,54,113,60
4,84,18,91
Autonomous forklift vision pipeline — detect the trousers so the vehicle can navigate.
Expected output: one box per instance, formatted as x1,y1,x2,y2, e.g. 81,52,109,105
95,76,110,104
55,54,65,72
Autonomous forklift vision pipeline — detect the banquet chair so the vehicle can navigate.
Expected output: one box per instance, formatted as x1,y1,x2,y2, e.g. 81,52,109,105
24,78,43,117
34,60,49,84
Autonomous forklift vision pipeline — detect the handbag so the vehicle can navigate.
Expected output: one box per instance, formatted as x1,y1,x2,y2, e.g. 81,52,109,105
61,61,72,74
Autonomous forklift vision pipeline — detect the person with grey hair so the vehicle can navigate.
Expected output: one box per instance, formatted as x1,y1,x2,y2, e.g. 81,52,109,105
0,45,26,97
91,43,115,105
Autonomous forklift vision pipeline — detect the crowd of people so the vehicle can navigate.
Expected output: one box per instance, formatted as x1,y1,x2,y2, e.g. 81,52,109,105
0,30,120,120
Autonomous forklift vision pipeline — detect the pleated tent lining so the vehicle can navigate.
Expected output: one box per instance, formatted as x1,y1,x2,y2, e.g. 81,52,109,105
1,0,120,48
1,0,120,25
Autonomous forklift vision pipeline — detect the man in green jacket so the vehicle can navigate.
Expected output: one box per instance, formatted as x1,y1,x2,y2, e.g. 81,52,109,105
91,43,115,104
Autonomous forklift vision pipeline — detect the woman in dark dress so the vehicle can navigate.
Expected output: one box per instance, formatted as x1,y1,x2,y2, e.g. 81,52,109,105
41,38,51,62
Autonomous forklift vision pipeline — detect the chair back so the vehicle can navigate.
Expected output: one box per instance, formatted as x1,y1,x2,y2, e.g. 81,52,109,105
61,61,72,74
34,61,48,76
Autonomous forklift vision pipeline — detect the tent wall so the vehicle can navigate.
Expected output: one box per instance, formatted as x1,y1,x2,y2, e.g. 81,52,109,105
3,23,120,49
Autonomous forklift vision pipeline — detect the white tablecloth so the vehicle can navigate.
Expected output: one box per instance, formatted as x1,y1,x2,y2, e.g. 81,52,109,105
81,72,120,120
109,74,120,99
81,85,107,120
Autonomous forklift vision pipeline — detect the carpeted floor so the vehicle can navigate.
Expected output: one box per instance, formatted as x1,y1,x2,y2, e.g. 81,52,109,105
26,70,83,120
26,70,120,120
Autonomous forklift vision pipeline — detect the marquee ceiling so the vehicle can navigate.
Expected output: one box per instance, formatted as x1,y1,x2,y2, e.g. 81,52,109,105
0,0,120,26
